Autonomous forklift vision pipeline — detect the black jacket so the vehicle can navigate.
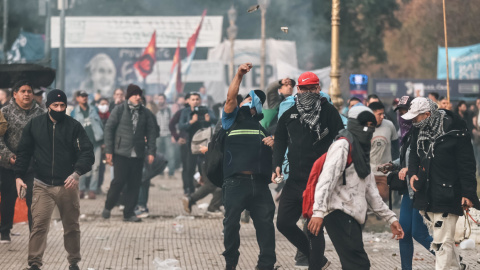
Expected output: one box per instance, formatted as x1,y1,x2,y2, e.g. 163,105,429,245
14,114,95,186
104,102,157,158
408,110,480,215
273,98,344,183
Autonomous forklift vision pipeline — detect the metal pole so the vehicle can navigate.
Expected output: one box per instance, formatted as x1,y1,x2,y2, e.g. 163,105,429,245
260,8,266,90
442,0,450,103
58,0,66,90
229,39,234,82
2,0,8,62
328,0,343,110
44,0,51,64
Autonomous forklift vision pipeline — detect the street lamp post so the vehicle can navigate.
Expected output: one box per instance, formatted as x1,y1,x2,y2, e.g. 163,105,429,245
2,0,8,62
44,0,51,65
58,0,66,90
329,0,343,109
227,5,237,83
258,0,270,90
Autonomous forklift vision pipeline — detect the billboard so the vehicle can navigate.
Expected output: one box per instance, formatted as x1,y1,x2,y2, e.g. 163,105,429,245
349,74,368,101
372,78,480,99
51,16,223,48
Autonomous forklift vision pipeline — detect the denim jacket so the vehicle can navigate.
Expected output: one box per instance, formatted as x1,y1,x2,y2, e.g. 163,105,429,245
71,105,104,143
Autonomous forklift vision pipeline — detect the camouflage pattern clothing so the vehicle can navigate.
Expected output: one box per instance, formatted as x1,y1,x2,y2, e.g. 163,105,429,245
0,99,45,170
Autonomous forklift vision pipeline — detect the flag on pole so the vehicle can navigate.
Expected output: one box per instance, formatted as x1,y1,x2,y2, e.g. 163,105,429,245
134,31,156,79
165,10,207,100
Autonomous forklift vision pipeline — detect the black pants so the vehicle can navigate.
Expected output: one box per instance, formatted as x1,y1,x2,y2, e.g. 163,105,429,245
180,143,190,193
223,175,276,268
185,145,203,194
276,179,328,269
0,169,34,232
105,154,144,218
324,210,370,270
190,179,223,212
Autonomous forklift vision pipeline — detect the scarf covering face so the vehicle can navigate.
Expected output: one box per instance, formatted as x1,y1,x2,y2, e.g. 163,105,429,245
128,100,141,134
242,90,263,114
337,118,375,179
296,92,322,139
398,113,413,145
412,99,445,156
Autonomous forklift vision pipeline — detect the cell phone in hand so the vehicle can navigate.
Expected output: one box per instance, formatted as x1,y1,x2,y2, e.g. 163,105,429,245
20,186,26,200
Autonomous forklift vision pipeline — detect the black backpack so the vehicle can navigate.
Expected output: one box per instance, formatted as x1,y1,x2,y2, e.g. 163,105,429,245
205,121,238,188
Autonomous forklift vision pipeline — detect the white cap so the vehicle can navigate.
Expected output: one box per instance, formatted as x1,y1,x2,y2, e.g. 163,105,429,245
401,97,430,120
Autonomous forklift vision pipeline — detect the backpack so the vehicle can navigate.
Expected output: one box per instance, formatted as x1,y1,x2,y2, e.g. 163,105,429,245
205,121,238,188
302,137,353,219
191,127,212,154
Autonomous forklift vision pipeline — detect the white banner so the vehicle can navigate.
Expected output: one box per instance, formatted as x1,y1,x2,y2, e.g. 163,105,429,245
205,39,298,103
51,16,223,48
143,60,223,84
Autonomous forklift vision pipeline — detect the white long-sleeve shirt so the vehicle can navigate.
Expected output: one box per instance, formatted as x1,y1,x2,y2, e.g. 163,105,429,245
312,139,398,225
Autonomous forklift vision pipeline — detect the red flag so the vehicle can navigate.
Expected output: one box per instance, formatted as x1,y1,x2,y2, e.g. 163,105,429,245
134,31,156,79
175,41,182,93
186,9,207,55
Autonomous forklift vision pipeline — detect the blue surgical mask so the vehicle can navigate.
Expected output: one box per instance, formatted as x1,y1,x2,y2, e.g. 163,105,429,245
242,90,263,114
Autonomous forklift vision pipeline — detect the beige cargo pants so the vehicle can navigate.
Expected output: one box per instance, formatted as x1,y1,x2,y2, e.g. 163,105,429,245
28,181,81,267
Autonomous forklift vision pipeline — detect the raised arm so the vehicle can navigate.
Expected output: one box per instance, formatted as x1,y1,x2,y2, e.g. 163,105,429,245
224,63,252,114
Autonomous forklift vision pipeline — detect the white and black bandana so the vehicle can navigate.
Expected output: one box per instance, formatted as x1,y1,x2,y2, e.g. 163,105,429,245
296,92,322,140
413,99,445,156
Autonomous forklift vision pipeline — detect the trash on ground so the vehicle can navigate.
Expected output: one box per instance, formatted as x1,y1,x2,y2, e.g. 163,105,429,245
173,223,184,234
80,214,86,219
247,5,260,13
372,249,379,252
102,247,111,250
197,203,209,214
153,257,182,270
194,172,201,182
87,268,96,270
281,27,288,33
10,232,20,236
374,237,380,242
175,215,194,220
95,236,109,240
51,220,63,231
459,238,475,250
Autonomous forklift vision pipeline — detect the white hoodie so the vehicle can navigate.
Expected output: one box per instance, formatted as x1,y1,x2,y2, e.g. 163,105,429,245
312,139,398,225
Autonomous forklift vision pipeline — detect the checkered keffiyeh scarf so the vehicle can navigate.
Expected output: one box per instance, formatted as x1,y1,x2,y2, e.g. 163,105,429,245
128,100,141,134
413,99,445,156
296,92,322,140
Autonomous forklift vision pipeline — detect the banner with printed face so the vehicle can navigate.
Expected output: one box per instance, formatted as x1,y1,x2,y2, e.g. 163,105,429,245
438,43,480,79
51,16,223,48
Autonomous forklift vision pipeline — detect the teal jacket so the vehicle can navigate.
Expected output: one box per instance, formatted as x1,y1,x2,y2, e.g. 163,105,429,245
71,105,104,143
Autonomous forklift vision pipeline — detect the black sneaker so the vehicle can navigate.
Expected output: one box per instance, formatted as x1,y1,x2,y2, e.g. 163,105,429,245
27,265,41,270
123,216,142,222
0,231,11,244
69,264,80,270
102,208,111,219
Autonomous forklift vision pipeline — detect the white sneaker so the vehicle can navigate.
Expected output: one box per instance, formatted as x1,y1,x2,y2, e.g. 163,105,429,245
118,205,125,210
206,210,223,217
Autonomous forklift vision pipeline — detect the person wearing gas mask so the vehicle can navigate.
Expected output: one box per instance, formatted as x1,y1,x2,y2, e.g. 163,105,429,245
272,72,344,269
221,63,276,270
14,89,95,270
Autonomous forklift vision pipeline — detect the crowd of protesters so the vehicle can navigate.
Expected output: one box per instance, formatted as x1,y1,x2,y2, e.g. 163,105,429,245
0,63,479,270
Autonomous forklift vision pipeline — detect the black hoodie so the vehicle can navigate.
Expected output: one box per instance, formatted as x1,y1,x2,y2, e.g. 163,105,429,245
408,109,480,215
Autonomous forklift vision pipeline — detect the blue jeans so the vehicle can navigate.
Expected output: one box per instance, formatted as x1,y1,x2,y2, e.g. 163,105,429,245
79,145,102,191
137,177,150,208
399,194,434,270
157,136,175,176
222,175,276,268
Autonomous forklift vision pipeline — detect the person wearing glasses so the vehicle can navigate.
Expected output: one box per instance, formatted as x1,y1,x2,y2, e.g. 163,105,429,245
272,72,344,269
368,102,399,202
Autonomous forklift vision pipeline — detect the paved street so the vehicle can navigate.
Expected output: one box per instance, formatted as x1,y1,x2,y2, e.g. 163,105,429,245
1,172,478,270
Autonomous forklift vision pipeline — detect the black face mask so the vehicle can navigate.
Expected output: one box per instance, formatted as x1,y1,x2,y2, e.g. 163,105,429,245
49,109,66,122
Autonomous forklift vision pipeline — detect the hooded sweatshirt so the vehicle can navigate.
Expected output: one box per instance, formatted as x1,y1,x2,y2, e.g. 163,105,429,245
312,106,398,225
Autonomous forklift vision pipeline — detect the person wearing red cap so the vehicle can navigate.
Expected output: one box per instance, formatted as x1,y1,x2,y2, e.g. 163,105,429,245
272,71,344,269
